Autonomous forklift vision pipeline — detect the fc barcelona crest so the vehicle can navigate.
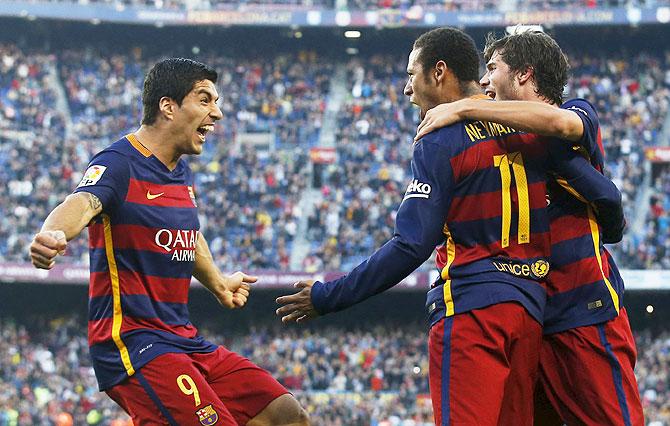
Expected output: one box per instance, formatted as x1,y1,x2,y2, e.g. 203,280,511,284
195,404,218,425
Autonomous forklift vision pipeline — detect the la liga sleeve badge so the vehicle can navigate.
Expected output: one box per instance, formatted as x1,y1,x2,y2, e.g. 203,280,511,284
77,165,107,187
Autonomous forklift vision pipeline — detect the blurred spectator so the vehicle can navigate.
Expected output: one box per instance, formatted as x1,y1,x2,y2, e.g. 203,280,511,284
27,0,670,12
0,314,668,424
1,44,669,272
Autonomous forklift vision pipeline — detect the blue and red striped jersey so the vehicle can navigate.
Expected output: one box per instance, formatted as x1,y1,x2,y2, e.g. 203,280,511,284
543,98,625,334
74,135,216,390
310,97,622,327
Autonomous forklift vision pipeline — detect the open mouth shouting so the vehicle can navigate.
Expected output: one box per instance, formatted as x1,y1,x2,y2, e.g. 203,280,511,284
196,124,215,142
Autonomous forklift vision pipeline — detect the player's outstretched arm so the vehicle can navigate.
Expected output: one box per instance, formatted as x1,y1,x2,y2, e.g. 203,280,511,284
275,280,319,324
30,192,103,269
276,134,452,324
416,99,583,142
193,233,255,309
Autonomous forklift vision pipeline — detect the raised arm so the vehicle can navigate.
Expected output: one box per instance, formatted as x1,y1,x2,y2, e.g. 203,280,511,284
193,233,255,309
30,192,103,269
416,98,583,142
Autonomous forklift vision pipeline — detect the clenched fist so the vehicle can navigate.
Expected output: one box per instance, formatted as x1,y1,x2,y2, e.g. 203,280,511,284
30,230,67,269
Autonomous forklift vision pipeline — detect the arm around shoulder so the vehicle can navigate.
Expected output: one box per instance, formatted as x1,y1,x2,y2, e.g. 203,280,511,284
417,99,584,142
459,100,584,142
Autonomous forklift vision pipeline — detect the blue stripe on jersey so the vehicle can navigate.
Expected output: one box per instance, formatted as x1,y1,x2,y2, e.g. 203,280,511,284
90,248,194,278
550,234,601,268
451,167,547,197
90,330,216,390
427,276,545,326
131,159,190,184
89,295,190,325
112,203,199,229
543,280,618,334
449,208,549,247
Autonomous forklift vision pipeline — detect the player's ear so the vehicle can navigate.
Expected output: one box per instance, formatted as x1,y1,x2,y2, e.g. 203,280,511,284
434,60,447,84
158,96,176,121
518,66,534,86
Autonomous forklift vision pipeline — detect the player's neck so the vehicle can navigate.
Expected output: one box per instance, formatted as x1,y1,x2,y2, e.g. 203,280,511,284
441,81,481,103
517,82,554,106
133,126,181,170
460,82,482,99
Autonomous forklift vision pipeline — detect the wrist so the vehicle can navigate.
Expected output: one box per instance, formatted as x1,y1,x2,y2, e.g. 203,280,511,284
309,281,324,315
458,99,476,120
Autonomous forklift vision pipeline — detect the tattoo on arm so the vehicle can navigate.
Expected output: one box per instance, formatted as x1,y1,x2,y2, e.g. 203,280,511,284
87,193,102,211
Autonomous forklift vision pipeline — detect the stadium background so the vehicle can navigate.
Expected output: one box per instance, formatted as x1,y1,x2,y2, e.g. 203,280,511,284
1,0,670,424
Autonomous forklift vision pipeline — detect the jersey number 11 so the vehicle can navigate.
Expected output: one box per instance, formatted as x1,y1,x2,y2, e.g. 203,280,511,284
494,152,530,248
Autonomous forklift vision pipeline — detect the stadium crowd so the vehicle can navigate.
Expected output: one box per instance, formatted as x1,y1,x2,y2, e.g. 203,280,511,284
305,54,416,271
307,49,670,271
1,45,334,271
565,51,670,268
0,314,668,425
619,166,670,270
37,0,670,12
1,42,670,271
0,316,434,425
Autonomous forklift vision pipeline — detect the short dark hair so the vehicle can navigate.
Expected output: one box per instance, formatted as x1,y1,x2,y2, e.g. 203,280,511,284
413,27,480,84
141,58,218,125
483,31,569,105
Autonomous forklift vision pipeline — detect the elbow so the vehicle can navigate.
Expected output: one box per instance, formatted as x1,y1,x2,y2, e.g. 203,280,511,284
555,117,582,142
556,109,589,142
393,235,433,265
601,219,625,244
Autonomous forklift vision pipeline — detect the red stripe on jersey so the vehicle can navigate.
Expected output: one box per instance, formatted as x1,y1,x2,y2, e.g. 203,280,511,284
545,256,607,296
436,232,551,270
90,272,112,298
595,128,605,159
505,133,550,157
118,270,190,304
111,224,197,254
549,215,592,245
89,222,105,249
450,133,548,181
89,318,112,346
450,139,504,181
126,178,195,208
451,181,547,222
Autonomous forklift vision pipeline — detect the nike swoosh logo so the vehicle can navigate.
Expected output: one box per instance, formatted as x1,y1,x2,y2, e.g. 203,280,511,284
146,190,165,200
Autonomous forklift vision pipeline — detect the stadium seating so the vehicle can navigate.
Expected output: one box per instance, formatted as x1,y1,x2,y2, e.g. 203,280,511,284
306,55,417,271
2,43,670,271
0,315,668,424
34,0,670,11
565,52,670,267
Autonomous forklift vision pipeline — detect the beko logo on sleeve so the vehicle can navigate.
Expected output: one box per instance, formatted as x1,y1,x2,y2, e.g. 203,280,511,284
403,179,432,201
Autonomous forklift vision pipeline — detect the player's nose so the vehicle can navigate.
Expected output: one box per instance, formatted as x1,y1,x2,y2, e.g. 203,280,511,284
479,74,489,87
403,80,412,97
211,104,223,121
